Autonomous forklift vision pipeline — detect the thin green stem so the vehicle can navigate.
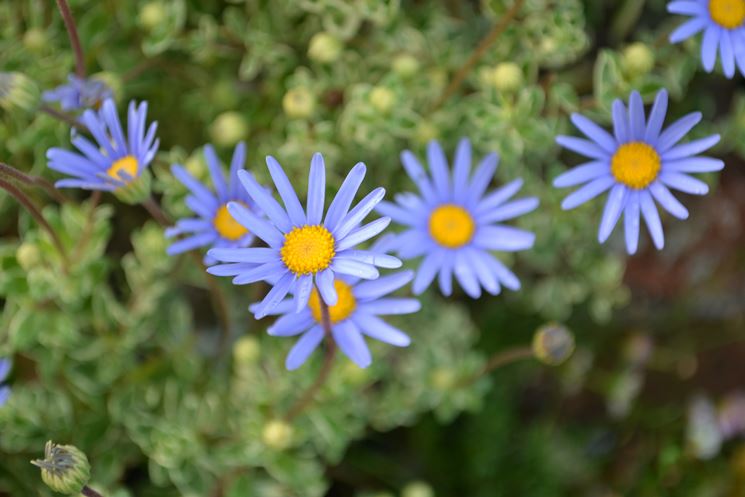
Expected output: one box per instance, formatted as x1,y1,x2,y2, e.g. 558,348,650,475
0,161,68,204
55,0,86,77
284,298,336,421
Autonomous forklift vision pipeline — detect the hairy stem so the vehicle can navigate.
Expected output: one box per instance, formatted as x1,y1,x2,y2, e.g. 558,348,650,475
461,346,533,386
284,298,336,421
432,0,526,111
0,162,68,203
0,176,67,262
142,196,232,349
55,0,86,77
82,485,104,497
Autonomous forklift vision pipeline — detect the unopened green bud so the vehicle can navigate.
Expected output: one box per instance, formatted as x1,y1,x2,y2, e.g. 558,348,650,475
392,54,420,78
113,168,152,205
210,111,248,147
233,336,260,364
0,72,39,112
23,28,47,53
369,86,396,114
282,87,316,119
31,441,91,495
622,42,655,76
492,62,523,93
16,242,41,270
308,32,343,63
430,368,456,390
262,419,294,450
139,1,167,31
532,323,575,366
402,481,434,497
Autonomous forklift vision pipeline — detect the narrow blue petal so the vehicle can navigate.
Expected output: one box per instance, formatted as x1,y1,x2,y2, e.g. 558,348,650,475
481,253,521,291
452,138,472,199
334,187,386,239
553,162,610,189
208,247,277,264
206,262,257,277
267,156,306,226
561,176,615,210
335,250,401,269
330,259,379,279
437,253,454,296
412,249,445,294
644,90,669,144
315,268,338,305
167,232,217,255
395,230,433,259
268,310,314,337
353,313,411,347
286,326,324,370
54,179,115,191
454,251,481,298
227,201,284,247
639,190,664,250
659,172,709,195
359,298,420,315
294,274,314,312
466,152,499,206
229,142,247,197
669,16,708,43
237,169,291,233
466,248,500,295
427,140,451,199
401,150,437,203
701,26,721,73
0,360,11,382
325,162,366,232
376,201,422,227
335,217,391,251
232,261,287,285
656,112,703,152
204,144,229,199
473,226,535,252
663,157,724,173
662,135,720,160
332,321,372,368
353,270,414,301
475,178,524,213
667,1,704,15
307,153,326,225
612,99,629,144
570,113,617,152
556,136,610,160
649,182,689,219
624,192,641,255
628,91,646,141
720,30,736,78
477,197,539,224
598,184,627,243
172,165,218,207
254,272,295,319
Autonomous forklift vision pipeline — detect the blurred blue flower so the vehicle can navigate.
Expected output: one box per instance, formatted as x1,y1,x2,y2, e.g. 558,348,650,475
166,143,261,264
554,89,723,254
207,153,400,319
256,270,418,370
668,0,745,78
0,358,11,407
42,74,112,111
47,99,159,191
377,139,538,298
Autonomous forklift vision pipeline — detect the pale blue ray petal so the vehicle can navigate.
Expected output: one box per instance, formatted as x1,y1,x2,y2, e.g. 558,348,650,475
286,326,324,370
307,153,326,225
376,201,422,227
353,313,412,347
207,247,277,263
649,182,689,219
294,274,314,312
612,99,629,144
353,270,414,301
253,272,295,319
628,91,646,140
437,253,454,296
227,201,284,247
662,134,720,160
639,190,664,250
644,89,669,143
237,169,291,233
412,249,445,294
669,16,708,43
721,30,736,78
598,184,628,243
656,112,703,152
315,268,338,305
466,152,499,205
427,140,451,198
570,114,617,152
553,162,610,188
453,138,472,199
454,251,481,298
659,172,709,195
360,298,420,315
561,176,615,210
701,26,721,72
473,226,535,252
325,162,367,232
663,157,724,173
204,144,229,199
624,192,641,255
330,259,379,279
467,248,500,295
334,187,386,239
477,197,539,224
475,178,524,213
232,261,287,285
556,136,610,160
335,250,401,269
332,321,372,368
401,150,437,203
268,310,315,337
335,217,391,251
267,155,306,226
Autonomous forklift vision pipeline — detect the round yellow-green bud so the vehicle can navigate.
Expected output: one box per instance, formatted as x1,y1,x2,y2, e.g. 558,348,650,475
0,72,39,112
23,28,47,53
112,168,152,205
413,122,438,144
392,54,420,78
31,441,91,495
233,336,260,364
622,42,655,76
16,242,41,271
308,32,343,63
262,420,294,450
139,1,167,31
402,481,434,497
532,323,575,366
282,87,316,119
430,368,456,391
210,111,248,147
369,86,396,114
492,62,523,93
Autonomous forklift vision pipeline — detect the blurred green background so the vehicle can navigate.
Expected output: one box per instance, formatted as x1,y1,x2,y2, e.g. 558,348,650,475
1,0,745,496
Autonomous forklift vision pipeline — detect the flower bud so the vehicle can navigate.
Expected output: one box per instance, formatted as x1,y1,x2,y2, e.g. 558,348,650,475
16,242,41,271
308,32,343,63
402,481,434,497
23,28,47,53
413,122,438,144
282,87,316,119
0,72,39,112
621,42,655,76
430,368,456,391
392,54,419,77
139,1,167,31
369,86,395,114
491,62,523,93
532,323,575,365
210,111,248,147
113,168,152,205
262,419,294,450
31,441,91,495
233,336,261,364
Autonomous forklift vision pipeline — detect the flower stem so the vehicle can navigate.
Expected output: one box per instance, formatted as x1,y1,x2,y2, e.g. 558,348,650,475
55,0,86,78
82,486,104,497
461,345,533,386
0,175,68,262
432,0,525,111
39,104,87,132
0,161,68,204
142,196,232,350
284,298,336,421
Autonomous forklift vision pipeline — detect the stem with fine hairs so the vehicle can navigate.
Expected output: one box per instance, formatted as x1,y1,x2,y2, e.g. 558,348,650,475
0,162,68,204
284,297,336,421
55,0,86,78
432,0,526,111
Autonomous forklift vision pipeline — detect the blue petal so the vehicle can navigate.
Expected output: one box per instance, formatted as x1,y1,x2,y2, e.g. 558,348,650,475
639,190,664,250
376,201,423,227
332,320,372,368
437,253,454,296
353,270,414,301
477,197,539,224
232,261,287,285
315,268,338,305
628,91,646,141
553,162,610,189
269,310,314,337
357,298,420,315
335,250,401,269
352,313,411,347
325,162,366,232
172,165,219,208
452,138,472,199
401,150,437,204
662,134,720,160
556,136,610,160
612,99,629,144
208,247,277,264
0,359,11,383
466,152,499,205
286,326,324,370
473,226,535,252
598,184,627,243
229,142,247,198
720,30,736,78
667,1,704,15
663,157,724,173
427,140,451,199
644,90,669,144
227,201,284,247
656,112,703,152
294,274,314,312
659,172,709,195
254,272,296,319
701,26,721,73
330,259,379,279
466,248,500,295
267,155,306,226
570,113,617,153
307,153,326,225
669,16,708,43
476,178,524,212
412,249,445,294
166,232,216,255
454,250,481,298
237,169,291,233
561,176,615,210
334,187,386,239
649,182,689,219
623,192,641,255
204,144,229,199
335,217,391,251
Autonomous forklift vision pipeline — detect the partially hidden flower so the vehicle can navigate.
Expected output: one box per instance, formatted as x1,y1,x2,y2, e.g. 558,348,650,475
42,74,112,111
47,98,159,192
668,0,745,78
554,89,723,254
377,138,538,298
256,269,418,370
207,153,400,318
0,358,11,406
166,142,260,264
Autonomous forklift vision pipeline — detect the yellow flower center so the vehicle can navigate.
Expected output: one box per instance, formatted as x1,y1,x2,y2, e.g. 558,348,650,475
213,204,249,241
428,204,476,248
610,142,661,190
107,155,138,184
308,280,356,324
709,0,745,29
280,225,336,275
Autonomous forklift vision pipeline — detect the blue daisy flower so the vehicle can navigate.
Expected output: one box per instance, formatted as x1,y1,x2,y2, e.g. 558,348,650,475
0,358,11,407
668,0,745,78
165,142,262,264
42,74,113,111
377,139,538,298
47,98,159,191
554,89,723,254
255,269,418,370
207,153,401,319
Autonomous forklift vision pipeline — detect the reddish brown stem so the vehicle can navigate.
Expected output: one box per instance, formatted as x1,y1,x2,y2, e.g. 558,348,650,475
0,162,68,203
461,346,533,386
55,0,86,78
39,104,87,131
